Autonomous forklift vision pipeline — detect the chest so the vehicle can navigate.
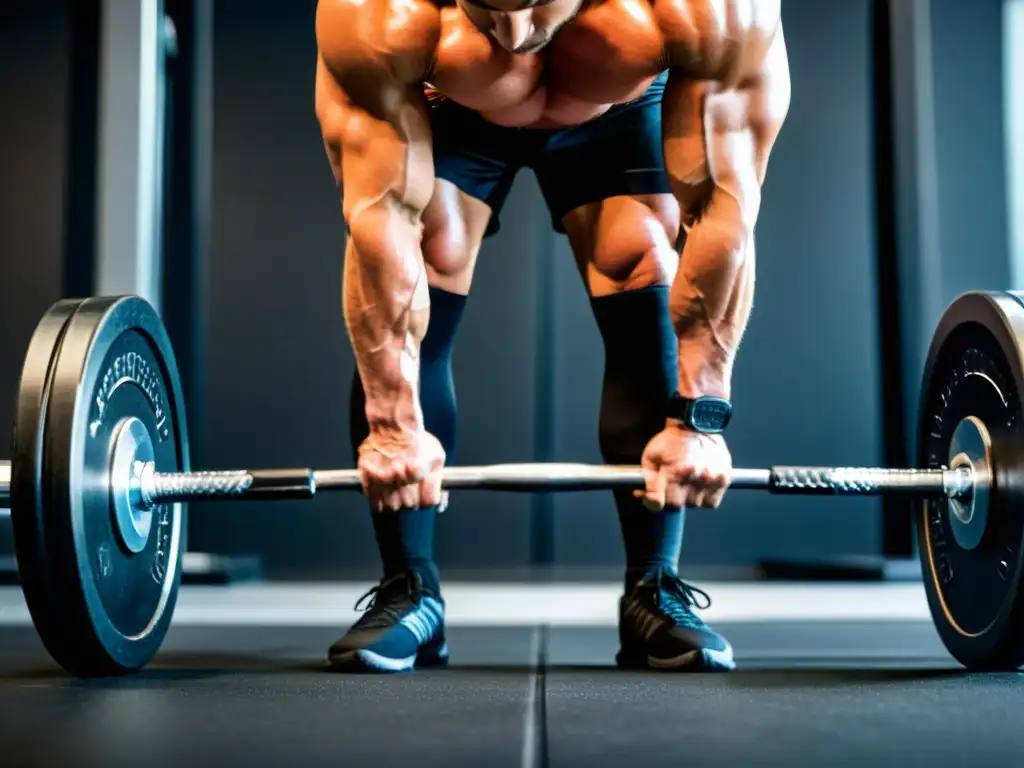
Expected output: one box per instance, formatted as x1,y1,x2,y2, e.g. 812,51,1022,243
429,1,666,125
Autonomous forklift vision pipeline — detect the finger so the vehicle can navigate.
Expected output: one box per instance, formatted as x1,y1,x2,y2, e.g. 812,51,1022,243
648,470,669,510
378,486,403,513
641,497,663,513
665,484,687,510
685,485,708,509
360,460,401,488
706,486,728,509
406,460,430,483
420,477,443,509
633,484,663,512
397,482,420,510
633,468,658,510
705,469,730,508
691,469,719,499
633,489,663,512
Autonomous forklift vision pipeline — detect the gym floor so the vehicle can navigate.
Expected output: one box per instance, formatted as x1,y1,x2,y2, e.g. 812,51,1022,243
1,581,1021,767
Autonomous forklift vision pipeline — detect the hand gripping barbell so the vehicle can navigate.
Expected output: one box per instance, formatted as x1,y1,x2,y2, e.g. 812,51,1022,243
1,291,1024,676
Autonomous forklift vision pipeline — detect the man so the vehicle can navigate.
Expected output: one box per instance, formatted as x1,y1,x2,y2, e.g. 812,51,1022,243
314,0,790,673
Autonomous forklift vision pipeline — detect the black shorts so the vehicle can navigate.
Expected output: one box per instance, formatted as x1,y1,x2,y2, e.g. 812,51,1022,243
428,71,671,237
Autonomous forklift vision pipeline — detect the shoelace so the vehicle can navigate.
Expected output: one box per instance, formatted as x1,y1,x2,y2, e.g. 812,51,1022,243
648,568,712,630
351,572,418,630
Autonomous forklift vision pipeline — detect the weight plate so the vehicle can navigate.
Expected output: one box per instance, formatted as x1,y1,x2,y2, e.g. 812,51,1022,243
917,291,1024,670
23,296,189,675
10,298,87,670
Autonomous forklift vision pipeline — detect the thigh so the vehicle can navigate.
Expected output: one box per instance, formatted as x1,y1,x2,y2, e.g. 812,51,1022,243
561,193,680,297
533,76,681,295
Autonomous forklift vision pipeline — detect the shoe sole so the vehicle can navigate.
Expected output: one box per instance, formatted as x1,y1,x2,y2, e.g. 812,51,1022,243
328,643,450,674
618,646,736,672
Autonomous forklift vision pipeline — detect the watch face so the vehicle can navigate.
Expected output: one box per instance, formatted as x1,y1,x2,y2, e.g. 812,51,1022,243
691,398,732,432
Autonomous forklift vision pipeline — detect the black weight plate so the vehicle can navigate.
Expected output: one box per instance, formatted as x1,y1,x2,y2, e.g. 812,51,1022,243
10,298,87,670
33,296,189,675
917,291,1024,670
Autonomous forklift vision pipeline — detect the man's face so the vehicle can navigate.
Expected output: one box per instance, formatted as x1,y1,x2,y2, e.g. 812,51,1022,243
458,0,583,55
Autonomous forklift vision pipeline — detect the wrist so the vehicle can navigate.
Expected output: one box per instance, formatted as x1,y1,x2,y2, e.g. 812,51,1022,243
364,385,422,434
663,420,725,442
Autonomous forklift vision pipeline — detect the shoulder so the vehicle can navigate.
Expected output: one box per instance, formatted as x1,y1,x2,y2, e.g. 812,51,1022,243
316,0,441,84
651,0,782,82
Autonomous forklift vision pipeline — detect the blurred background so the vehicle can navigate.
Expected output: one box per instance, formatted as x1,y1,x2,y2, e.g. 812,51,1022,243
0,0,1020,585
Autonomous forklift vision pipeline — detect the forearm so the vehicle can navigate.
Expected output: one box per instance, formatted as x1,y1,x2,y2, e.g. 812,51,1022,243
670,190,756,400
344,203,430,433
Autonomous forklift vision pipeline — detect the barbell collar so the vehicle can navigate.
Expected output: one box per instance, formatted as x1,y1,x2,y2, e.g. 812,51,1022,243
130,462,975,508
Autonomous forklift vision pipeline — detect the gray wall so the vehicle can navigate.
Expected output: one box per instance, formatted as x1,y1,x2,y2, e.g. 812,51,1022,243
931,0,1011,301
0,3,72,555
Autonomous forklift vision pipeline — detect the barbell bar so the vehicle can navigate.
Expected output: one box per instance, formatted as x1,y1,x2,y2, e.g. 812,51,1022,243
3,290,1024,678
0,460,979,512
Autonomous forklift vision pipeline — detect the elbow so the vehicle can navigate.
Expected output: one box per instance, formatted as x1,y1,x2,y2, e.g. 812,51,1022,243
710,223,751,263
346,193,417,246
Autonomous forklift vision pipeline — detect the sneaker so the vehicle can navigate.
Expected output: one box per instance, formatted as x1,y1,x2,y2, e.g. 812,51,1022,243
327,571,448,672
617,567,735,671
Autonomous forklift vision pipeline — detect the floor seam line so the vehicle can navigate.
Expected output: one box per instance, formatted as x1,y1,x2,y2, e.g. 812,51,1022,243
521,623,550,768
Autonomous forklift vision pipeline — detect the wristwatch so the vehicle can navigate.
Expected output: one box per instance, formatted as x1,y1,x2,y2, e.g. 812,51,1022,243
666,392,733,434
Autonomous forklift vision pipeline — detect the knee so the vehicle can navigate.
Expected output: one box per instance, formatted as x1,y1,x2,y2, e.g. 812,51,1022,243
422,216,474,281
589,195,681,292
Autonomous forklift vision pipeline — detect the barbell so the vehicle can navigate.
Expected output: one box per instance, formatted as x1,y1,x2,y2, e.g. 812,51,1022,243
1,290,1024,676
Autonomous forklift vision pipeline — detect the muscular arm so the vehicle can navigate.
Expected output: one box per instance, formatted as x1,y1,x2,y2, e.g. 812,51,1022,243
657,1,791,401
315,0,440,435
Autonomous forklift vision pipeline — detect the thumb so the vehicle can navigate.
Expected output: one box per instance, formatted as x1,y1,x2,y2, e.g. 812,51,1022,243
634,468,666,512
